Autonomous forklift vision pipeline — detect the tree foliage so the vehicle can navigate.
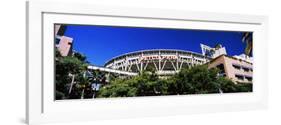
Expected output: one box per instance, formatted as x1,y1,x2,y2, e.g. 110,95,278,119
55,48,89,100
97,65,252,98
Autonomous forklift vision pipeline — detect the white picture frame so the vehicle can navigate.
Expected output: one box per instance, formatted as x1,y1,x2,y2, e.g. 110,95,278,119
26,1,268,124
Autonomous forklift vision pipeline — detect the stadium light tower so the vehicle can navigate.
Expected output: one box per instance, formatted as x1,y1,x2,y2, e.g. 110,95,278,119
200,43,227,58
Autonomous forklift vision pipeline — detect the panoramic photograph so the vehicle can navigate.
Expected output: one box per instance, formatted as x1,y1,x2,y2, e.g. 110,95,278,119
54,24,253,100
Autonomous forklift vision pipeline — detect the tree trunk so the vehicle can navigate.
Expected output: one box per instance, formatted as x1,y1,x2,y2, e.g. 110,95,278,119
92,92,95,99
68,74,75,94
81,88,85,99
219,88,223,94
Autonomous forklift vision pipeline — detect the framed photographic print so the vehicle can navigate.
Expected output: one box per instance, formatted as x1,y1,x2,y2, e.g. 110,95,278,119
26,1,268,124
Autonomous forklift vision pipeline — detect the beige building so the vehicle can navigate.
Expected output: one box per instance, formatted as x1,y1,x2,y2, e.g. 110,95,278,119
55,24,73,56
56,36,73,56
208,55,253,84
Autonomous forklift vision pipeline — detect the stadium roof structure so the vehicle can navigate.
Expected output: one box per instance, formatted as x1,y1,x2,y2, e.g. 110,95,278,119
104,49,211,76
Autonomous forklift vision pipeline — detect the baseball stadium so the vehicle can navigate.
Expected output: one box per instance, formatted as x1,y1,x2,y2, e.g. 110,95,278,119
104,49,211,76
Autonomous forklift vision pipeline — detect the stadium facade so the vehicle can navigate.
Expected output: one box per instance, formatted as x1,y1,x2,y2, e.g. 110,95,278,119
104,49,211,76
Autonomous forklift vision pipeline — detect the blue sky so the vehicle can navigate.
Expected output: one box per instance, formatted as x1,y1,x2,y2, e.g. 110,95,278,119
63,24,248,66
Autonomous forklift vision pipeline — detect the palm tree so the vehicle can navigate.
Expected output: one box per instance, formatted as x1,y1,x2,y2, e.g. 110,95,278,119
89,69,105,98
242,32,253,56
77,71,92,99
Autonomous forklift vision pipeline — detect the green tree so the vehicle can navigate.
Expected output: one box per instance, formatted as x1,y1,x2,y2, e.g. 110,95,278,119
55,49,89,99
97,65,240,98
97,71,166,98
88,69,107,98
216,77,237,93
235,83,252,92
97,78,137,98
169,65,221,94
92,63,251,98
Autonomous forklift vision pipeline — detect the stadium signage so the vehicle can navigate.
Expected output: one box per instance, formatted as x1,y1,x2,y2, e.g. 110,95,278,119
140,55,178,60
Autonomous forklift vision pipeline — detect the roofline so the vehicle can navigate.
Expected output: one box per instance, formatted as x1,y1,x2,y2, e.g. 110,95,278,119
208,54,253,64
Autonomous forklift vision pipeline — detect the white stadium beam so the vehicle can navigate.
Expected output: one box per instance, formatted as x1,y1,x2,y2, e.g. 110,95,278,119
88,65,138,76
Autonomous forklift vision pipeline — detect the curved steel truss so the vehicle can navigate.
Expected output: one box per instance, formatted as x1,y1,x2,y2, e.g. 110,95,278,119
105,49,210,75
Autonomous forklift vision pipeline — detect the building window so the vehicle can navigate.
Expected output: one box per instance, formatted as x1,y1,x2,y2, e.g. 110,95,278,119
250,68,253,72
242,67,250,72
232,64,241,70
55,38,60,45
235,74,244,80
216,63,226,76
245,76,253,82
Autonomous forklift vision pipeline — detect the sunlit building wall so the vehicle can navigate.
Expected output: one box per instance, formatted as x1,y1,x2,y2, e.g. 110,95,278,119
55,24,73,56
208,55,253,83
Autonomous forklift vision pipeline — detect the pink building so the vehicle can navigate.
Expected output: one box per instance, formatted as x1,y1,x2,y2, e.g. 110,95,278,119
56,36,73,56
208,55,253,84
55,24,73,56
